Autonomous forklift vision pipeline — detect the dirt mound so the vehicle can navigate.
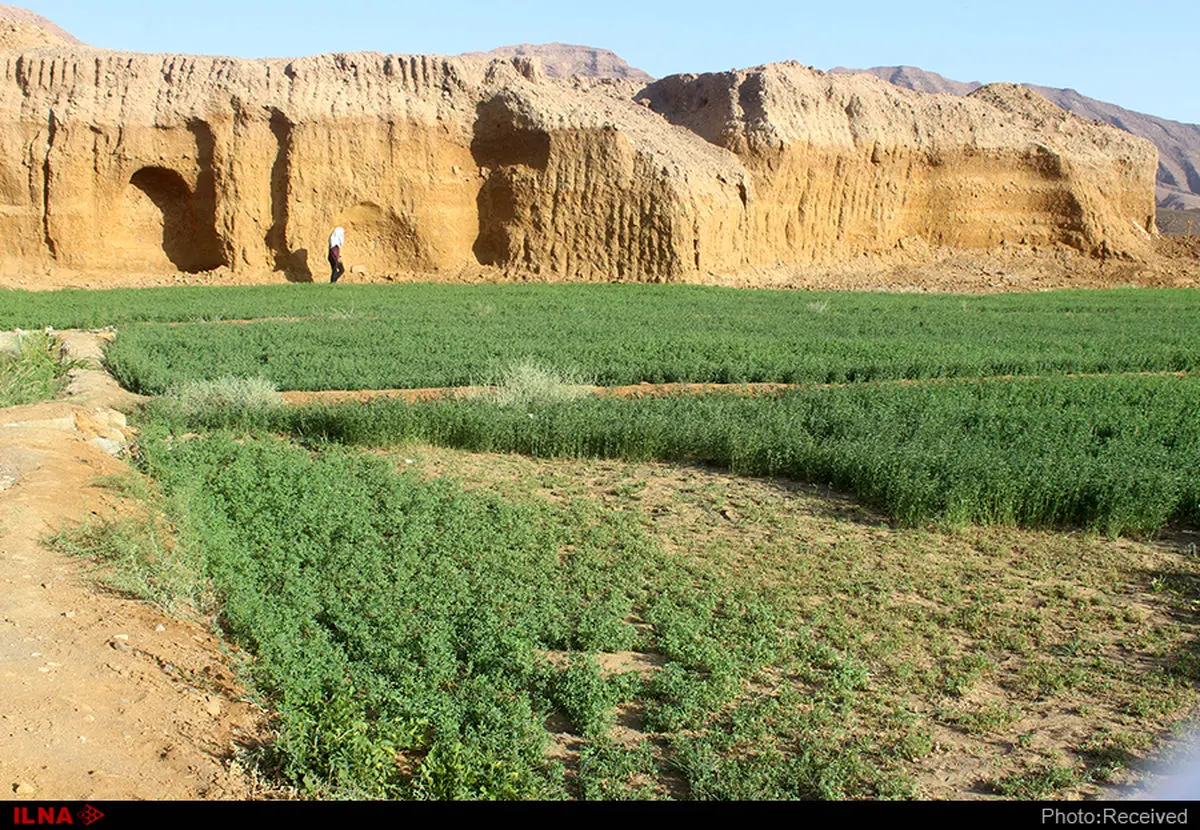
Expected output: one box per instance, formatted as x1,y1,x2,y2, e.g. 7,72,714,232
0,28,1162,285
1025,85,1200,212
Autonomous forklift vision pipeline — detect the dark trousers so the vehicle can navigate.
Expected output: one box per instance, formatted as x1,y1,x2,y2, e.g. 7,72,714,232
328,248,344,283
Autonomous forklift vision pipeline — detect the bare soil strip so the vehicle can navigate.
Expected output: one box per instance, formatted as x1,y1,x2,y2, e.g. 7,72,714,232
138,316,326,327
279,371,1195,406
0,338,269,800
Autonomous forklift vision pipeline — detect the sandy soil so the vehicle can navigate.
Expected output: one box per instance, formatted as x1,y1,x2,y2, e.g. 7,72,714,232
1,238,1197,293
0,397,269,800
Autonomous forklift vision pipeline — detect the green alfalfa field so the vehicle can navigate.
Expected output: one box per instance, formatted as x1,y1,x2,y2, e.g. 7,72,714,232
13,281,1199,800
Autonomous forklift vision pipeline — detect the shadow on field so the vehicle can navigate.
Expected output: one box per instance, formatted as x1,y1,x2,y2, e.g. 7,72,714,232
1124,528,1200,783
717,462,899,532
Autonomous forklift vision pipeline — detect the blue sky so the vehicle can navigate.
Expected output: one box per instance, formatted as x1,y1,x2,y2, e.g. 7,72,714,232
20,1,1198,124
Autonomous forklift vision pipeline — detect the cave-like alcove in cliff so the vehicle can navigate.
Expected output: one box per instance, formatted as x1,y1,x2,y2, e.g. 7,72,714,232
129,166,225,273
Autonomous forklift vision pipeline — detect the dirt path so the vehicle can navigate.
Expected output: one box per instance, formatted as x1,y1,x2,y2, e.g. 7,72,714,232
279,371,1196,406
54,329,149,412
0,346,268,799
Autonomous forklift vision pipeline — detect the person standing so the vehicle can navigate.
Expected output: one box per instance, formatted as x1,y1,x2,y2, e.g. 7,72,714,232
328,226,346,283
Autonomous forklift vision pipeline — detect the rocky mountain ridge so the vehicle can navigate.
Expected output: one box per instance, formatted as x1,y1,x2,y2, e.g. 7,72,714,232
457,43,652,82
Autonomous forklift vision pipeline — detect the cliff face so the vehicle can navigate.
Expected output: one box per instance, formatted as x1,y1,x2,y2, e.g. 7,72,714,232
834,64,1200,211
0,51,486,277
640,64,1158,265
0,45,1158,284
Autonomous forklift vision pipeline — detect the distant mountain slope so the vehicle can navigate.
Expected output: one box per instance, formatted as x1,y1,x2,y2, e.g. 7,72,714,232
1156,207,1200,237
457,43,653,82
831,64,981,97
0,4,84,49
833,65,1200,210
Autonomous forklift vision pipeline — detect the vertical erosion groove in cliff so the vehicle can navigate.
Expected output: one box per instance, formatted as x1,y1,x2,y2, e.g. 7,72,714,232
0,48,1159,282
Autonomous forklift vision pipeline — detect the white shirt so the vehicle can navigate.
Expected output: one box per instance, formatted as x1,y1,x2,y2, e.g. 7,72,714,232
329,227,345,249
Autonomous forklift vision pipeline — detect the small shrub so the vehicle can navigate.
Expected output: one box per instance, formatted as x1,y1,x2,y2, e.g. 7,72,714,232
896,725,935,761
1080,729,1150,782
489,359,590,408
1018,659,1088,699
941,653,994,698
946,702,1022,735
153,376,283,429
0,330,72,407
547,655,617,738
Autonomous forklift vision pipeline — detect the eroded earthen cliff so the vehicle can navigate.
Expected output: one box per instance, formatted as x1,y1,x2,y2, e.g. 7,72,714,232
0,40,1159,283
640,64,1157,266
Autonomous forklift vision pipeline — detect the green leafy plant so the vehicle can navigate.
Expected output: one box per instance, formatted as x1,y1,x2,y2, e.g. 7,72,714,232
988,764,1082,799
0,330,74,406
547,655,617,738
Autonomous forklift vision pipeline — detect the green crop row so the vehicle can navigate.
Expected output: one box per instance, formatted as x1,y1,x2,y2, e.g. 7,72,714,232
153,374,1200,536
97,285,1200,393
132,427,792,798
3,282,1197,332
